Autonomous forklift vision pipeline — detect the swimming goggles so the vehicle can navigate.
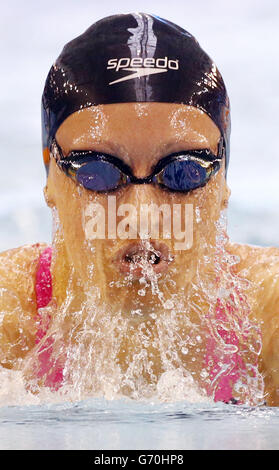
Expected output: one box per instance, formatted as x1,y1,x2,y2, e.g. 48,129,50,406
51,138,224,193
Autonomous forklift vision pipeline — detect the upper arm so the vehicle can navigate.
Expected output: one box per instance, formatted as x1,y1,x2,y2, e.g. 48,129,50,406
0,243,47,369
254,261,279,405
227,241,279,404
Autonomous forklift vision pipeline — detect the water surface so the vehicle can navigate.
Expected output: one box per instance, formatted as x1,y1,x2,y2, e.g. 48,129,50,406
1,398,278,450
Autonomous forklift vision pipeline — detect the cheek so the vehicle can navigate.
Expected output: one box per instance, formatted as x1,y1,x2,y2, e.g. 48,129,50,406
57,193,87,270
55,183,83,241
173,170,225,247
49,166,103,271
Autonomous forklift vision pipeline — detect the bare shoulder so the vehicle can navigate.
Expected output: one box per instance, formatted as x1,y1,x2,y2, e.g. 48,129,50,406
0,242,48,304
226,240,279,281
0,242,48,368
227,240,279,326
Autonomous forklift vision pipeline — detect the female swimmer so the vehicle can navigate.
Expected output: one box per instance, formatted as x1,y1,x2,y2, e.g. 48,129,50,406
1,13,279,405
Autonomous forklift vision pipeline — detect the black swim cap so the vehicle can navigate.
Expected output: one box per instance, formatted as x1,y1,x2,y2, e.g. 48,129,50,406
42,12,230,172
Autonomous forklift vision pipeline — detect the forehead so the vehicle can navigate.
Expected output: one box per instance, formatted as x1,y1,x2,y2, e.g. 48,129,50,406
55,103,221,160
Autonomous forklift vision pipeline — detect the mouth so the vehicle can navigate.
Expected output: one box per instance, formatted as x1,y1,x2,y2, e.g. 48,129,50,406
113,240,174,279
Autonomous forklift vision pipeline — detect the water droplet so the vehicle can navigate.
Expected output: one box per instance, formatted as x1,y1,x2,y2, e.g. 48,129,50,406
181,347,188,355
163,299,174,309
138,289,146,297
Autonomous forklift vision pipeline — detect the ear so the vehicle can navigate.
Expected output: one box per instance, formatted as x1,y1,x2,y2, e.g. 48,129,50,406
221,182,231,210
43,184,55,208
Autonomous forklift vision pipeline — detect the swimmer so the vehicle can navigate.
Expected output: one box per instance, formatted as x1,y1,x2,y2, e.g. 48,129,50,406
1,13,279,405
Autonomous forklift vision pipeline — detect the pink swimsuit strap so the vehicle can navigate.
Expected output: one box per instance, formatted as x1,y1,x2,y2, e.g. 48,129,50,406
35,246,63,390
205,297,243,404
204,291,261,405
35,246,52,316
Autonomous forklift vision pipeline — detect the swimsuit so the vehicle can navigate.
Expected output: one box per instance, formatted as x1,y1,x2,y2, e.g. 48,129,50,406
35,246,63,390
205,298,245,404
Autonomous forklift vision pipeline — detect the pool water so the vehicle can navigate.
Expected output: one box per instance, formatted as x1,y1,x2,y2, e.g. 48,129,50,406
1,398,278,450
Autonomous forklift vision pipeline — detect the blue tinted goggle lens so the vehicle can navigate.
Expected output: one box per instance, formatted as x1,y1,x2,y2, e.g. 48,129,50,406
76,158,212,192
160,160,208,191
76,160,124,191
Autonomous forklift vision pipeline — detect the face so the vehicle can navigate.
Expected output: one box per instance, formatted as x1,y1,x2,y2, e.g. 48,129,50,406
45,103,229,316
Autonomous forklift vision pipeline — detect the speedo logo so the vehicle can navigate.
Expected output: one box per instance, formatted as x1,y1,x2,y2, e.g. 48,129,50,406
107,57,179,85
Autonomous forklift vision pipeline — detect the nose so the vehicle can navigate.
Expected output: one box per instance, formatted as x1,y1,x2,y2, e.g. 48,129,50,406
112,185,174,278
119,182,161,204
116,183,168,237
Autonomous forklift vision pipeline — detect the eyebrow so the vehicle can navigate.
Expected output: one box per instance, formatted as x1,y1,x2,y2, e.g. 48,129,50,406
61,134,219,157
57,137,223,172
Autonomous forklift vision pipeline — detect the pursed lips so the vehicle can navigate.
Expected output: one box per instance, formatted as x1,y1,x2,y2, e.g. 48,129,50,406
112,240,174,279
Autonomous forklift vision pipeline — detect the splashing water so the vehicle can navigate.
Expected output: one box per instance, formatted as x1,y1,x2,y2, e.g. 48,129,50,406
0,207,265,407
202,213,264,405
